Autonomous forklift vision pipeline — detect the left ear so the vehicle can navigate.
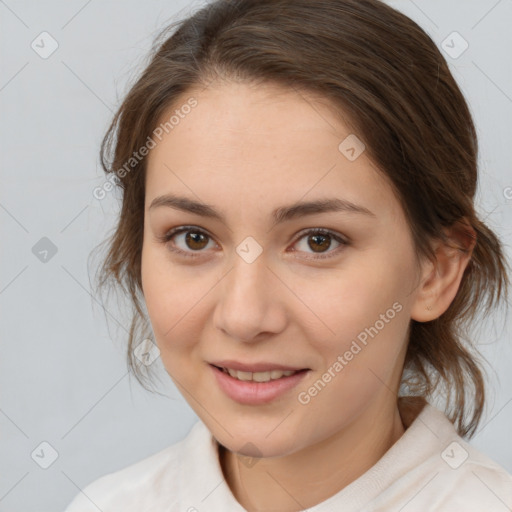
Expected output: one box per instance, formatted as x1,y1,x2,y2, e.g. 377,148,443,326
410,218,476,322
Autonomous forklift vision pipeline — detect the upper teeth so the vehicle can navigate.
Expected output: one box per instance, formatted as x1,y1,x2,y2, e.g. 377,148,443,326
223,368,298,382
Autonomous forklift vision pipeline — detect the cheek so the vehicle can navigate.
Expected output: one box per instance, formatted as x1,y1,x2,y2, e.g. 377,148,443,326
297,254,412,391
141,245,188,347
300,261,405,341
140,245,219,364
293,268,409,437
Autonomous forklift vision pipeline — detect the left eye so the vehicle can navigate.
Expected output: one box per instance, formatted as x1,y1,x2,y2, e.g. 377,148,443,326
292,228,347,259
158,226,348,260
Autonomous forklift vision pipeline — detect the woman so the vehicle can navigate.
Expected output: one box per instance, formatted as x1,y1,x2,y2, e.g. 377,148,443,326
65,0,512,510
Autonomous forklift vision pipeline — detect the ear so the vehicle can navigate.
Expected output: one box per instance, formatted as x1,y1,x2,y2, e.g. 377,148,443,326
411,219,476,322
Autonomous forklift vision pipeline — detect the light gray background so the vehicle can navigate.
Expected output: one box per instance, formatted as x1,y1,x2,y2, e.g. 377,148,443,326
1,1,511,511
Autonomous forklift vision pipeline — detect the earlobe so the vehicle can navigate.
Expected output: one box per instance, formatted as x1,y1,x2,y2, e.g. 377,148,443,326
410,220,476,322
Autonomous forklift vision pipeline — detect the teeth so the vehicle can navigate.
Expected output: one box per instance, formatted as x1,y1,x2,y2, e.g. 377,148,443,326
223,368,298,382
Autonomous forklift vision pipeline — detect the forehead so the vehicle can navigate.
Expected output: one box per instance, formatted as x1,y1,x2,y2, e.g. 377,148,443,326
145,81,401,224
151,81,350,152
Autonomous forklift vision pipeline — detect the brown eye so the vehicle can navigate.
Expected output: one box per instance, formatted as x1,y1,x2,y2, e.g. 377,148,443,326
292,229,348,260
159,226,348,261
183,231,209,250
160,226,216,258
308,233,332,253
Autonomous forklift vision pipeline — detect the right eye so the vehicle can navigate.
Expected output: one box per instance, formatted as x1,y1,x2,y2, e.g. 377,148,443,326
158,226,218,259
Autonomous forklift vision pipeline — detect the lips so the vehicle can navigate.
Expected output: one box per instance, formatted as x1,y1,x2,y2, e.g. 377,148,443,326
209,363,310,405
208,364,310,406
209,359,309,373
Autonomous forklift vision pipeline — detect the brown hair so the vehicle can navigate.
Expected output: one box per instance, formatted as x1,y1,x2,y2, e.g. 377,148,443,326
91,0,510,437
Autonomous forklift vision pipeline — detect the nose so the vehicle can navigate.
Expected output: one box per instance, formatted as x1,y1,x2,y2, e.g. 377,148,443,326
213,251,287,343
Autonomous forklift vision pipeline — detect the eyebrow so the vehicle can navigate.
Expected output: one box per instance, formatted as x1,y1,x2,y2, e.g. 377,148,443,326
148,194,375,226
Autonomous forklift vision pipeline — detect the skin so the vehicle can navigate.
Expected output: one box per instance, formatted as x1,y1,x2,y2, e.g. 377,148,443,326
141,80,474,511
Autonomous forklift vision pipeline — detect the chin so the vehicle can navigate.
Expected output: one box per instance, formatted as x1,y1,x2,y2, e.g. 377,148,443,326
207,417,308,459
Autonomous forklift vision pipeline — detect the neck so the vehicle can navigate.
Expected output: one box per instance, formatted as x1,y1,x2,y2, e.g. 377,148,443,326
219,398,410,512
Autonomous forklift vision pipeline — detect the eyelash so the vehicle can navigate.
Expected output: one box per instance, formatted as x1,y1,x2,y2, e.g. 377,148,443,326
157,226,349,261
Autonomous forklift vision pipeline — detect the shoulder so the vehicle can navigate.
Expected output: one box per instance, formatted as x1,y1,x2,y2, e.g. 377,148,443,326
424,436,512,510
389,403,512,511
63,421,208,512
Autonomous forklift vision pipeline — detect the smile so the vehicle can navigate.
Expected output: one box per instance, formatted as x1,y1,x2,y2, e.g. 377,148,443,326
218,366,300,382
209,364,310,405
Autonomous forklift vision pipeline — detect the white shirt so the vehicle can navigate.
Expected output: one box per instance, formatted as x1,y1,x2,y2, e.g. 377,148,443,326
64,402,512,511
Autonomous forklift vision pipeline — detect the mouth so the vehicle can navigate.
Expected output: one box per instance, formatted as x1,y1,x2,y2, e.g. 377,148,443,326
209,363,311,405
212,364,308,382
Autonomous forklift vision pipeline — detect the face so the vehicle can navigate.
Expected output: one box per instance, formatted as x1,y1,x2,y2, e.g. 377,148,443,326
141,81,424,458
